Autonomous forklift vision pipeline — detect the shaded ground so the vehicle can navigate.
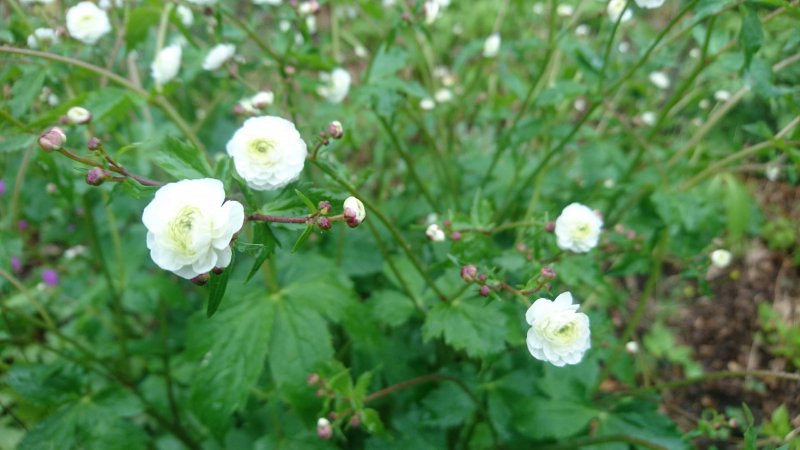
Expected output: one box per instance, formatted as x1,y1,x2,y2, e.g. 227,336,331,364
664,179,800,446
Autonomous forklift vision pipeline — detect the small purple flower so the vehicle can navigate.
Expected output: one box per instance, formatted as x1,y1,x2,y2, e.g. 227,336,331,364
42,269,59,287
18,220,28,231
0,180,5,196
11,256,22,273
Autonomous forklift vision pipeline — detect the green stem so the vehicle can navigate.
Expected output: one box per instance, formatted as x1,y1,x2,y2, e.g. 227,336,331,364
620,370,800,397
311,159,447,301
365,220,424,314
365,373,478,405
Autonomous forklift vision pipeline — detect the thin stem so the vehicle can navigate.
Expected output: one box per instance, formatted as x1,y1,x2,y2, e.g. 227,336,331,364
365,220,425,314
365,373,478,405
311,159,447,300
0,46,208,158
247,214,310,224
597,0,630,92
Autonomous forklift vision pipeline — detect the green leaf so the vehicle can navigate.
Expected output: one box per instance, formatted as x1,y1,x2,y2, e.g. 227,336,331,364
111,178,160,200
125,7,160,53
422,299,507,358
371,290,416,327
291,224,314,253
244,222,278,283
0,134,35,153
187,292,274,439
207,252,235,318
421,383,476,428
513,397,596,440
149,136,213,180
9,69,45,117
723,174,751,245
294,189,317,212
738,5,763,70
361,409,386,436
268,297,334,387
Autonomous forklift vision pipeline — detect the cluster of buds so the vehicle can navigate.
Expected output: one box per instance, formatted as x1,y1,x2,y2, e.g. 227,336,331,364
426,219,463,242
459,264,491,296
515,242,535,261
460,263,557,298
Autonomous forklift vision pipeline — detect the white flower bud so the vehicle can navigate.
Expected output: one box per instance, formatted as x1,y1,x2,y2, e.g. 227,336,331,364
27,28,59,49
625,341,639,354
575,24,590,37
424,1,440,24
607,0,632,23
649,71,670,90
203,43,236,71
689,48,701,59
710,249,732,268
640,111,656,126
251,91,275,109
187,0,217,4
151,44,182,87
420,97,436,110
142,178,244,280
635,0,665,8
434,88,453,104
426,224,446,242
66,2,112,45
67,106,92,125
483,33,501,58
176,5,194,26
226,116,307,191
526,292,591,366
317,68,351,103
555,203,603,253
557,4,574,16
765,165,779,181
714,90,731,102
343,196,366,227
254,0,282,4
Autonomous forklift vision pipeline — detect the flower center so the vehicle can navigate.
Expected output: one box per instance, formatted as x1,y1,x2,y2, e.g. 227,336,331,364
168,206,201,256
247,138,280,165
571,222,592,240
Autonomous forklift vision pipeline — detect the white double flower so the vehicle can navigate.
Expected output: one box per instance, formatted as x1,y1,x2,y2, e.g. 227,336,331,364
525,292,591,366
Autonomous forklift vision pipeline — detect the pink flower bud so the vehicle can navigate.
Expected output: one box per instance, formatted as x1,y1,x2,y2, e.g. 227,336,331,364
451,231,462,241
317,216,332,230
307,373,320,386
191,273,209,285
38,128,66,152
478,273,487,283
327,121,344,139
212,267,225,275
479,285,490,297
460,265,477,282
540,267,556,279
545,222,555,233
318,200,331,214
348,414,361,428
317,417,333,440
85,167,107,186
87,137,102,151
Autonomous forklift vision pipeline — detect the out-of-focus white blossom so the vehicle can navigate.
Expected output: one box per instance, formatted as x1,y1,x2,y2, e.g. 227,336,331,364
640,111,656,126
483,33,501,58
317,68,351,103
66,2,112,45
420,97,436,110
27,28,59,48
607,0,632,23
254,0,282,4
187,0,217,5
225,116,307,191
525,292,591,367
557,4,574,16
251,91,275,109
67,106,92,124
151,44,182,86
765,165,780,181
426,224,446,242
575,24,590,37
649,71,670,89
635,0,665,8
424,1,440,24
202,43,235,71
176,5,193,26
555,203,603,253
618,41,631,53
710,249,732,268
142,178,244,279
434,88,453,103
714,90,731,102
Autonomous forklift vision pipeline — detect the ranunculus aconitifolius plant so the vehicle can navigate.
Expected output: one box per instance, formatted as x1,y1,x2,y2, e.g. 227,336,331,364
525,292,591,367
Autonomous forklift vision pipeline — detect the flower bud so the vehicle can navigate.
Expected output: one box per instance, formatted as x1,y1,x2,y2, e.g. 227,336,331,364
212,267,225,275
540,267,556,279
41,269,59,287
318,200,331,214
66,106,92,125
625,341,639,354
307,373,320,386
18,220,29,231
327,121,344,139
710,249,732,269
0,180,6,197
191,273,210,285
479,285,490,297
451,231,462,241
460,265,477,282
545,222,555,233
251,90,274,109
316,417,333,440
343,196,366,228
317,216,332,230
425,224,445,242
46,183,57,194
478,273,487,283
86,167,107,186
38,128,66,152
87,137,102,151
11,256,22,273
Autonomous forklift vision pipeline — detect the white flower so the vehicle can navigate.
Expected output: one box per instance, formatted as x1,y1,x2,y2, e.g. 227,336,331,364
67,106,92,124
635,0,665,8
420,97,436,110
226,116,307,191
382,0,396,6
142,179,244,280
64,245,88,260
532,2,545,14
689,48,701,59
625,341,639,354
251,91,275,109
710,249,732,268
317,68,351,103
618,41,631,53
47,93,59,106
279,20,291,32
424,0,440,24
607,0,632,23
483,33,501,58
187,0,217,4
554,203,603,253
699,98,710,109
556,4,574,16
354,45,368,59
343,196,366,227
21,0,56,3
640,111,656,126
254,0,282,4
575,24,590,37
203,43,235,71
573,98,587,111
297,1,319,15
98,0,123,9
176,5,193,26
765,165,780,181
649,71,670,89
66,1,112,45
27,28,59,48
151,44,182,86
306,16,317,33
525,292,591,366
434,88,453,103
426,224,446,242
237,98,258,115
714,90,731,102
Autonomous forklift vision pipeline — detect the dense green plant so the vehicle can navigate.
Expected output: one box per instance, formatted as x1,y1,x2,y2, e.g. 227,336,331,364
1,0,799,449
